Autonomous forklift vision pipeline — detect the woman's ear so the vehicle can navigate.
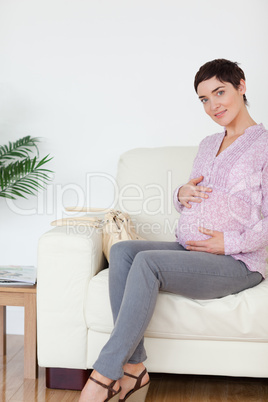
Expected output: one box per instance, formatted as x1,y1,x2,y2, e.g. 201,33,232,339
239,79,246,95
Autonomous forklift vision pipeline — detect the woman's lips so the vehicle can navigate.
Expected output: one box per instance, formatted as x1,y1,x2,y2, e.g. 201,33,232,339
215,110,227,118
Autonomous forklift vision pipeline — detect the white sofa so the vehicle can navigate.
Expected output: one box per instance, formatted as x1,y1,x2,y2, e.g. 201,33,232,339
37,146,268,390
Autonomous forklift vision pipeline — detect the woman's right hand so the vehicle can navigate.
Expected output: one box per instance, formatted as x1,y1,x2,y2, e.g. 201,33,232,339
177,175,212,208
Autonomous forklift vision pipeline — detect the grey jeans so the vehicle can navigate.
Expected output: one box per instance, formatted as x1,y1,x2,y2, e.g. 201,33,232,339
93,240,263,380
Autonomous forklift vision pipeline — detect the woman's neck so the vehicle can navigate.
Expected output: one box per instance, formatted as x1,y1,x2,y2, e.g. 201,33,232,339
225,107,257,138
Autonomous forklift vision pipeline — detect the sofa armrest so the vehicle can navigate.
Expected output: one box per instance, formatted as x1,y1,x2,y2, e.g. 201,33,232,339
37,225,106,369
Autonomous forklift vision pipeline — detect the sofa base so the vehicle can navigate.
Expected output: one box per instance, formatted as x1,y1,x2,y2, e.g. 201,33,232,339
46,368,92,390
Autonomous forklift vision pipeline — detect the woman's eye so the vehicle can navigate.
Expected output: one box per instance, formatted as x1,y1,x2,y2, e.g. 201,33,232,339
217,91,224,96
201,98,208,104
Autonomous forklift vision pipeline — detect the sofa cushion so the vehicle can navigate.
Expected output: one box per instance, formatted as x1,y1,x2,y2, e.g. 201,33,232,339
115,147,198,242
85,268,268,342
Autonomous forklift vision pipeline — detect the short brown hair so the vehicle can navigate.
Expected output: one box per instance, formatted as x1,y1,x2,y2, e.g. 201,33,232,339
194,59,248,106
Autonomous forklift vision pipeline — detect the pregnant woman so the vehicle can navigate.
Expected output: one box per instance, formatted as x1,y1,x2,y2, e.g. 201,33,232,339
79,59,267,402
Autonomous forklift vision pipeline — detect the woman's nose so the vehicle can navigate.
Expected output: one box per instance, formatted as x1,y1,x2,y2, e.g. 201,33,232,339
210,99,220,111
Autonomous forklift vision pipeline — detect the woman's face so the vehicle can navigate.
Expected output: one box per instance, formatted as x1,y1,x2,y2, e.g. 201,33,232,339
197,76,246,127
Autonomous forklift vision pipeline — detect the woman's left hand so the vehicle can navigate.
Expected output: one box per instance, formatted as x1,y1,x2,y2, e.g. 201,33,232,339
185,227,225,255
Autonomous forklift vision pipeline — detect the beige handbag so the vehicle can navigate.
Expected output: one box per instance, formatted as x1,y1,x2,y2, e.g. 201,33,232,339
51,207,145,262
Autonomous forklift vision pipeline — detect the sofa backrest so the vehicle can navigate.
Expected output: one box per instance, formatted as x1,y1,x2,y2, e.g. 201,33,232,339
115,146,198,242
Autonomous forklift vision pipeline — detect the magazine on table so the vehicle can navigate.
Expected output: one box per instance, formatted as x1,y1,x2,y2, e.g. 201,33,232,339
0,265,36,286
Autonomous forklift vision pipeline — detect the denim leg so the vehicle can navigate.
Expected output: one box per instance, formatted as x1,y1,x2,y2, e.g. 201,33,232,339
108,240,185,364
93,245,262,380
93,250,162,379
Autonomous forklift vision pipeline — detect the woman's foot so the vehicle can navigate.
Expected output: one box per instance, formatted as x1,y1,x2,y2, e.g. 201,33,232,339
119,363,150,400
79,370,120,402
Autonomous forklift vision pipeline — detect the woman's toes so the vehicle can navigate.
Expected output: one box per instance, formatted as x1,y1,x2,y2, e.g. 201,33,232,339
79,372,120,402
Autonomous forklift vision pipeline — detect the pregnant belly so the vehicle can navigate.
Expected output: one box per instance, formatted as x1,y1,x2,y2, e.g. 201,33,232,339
176,189,249,248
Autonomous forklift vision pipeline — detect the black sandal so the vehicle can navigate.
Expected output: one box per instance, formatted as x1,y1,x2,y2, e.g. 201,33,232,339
119,368,150,402
88,376,121,401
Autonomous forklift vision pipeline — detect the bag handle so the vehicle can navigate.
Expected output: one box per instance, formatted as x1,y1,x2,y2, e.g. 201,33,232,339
51,216,104,227
51,207,116,227
51,207,124,227
65,206,112,213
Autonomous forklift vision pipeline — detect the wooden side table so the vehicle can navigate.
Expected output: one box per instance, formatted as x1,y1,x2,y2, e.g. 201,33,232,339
0,284,37,379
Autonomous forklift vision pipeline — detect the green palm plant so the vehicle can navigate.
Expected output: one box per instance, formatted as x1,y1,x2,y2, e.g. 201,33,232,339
0,136,53,200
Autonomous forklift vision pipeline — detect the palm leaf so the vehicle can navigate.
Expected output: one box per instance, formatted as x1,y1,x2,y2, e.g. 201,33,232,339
0,155,53,199
0,136,40,166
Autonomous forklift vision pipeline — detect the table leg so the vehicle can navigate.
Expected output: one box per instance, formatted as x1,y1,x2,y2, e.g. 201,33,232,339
0,305,6,356
24,293,38,378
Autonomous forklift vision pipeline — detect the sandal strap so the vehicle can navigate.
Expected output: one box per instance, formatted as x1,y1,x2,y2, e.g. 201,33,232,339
89,376,118,399
123,368,147,389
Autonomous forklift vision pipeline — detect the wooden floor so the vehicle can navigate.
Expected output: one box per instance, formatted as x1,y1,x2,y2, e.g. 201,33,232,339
1,336,268,401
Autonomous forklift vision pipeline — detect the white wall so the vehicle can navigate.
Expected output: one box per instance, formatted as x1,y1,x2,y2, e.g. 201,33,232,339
1,0,268,334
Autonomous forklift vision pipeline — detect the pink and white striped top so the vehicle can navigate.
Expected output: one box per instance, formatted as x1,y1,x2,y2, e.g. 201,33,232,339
173,123,268,278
